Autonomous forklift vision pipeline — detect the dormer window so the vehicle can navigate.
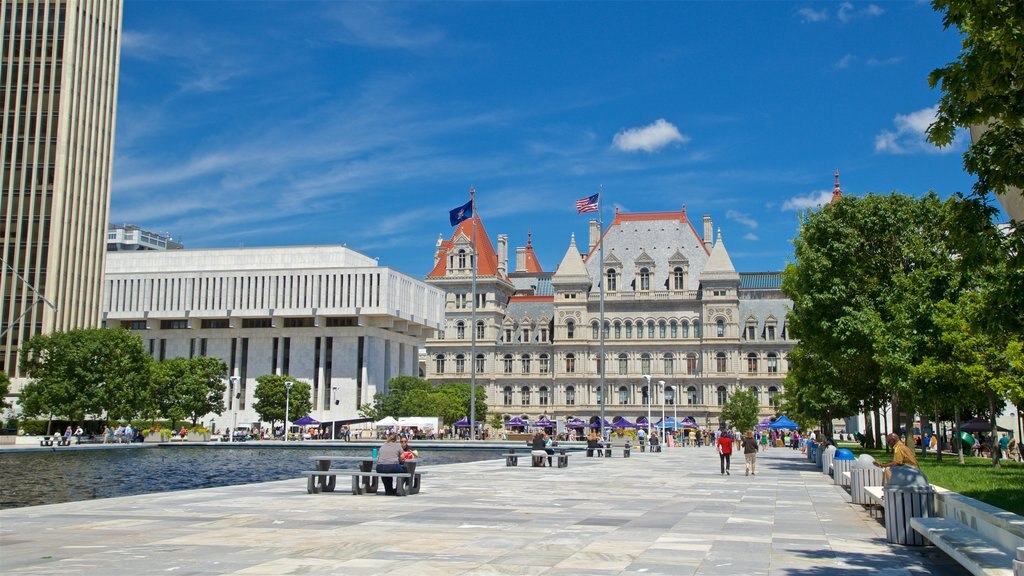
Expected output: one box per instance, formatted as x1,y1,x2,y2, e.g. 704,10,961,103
639,267,651,291
457,249,467,269
673,267,686,290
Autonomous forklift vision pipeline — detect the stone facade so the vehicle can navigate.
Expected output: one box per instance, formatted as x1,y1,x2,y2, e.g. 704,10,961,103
424,207,794,428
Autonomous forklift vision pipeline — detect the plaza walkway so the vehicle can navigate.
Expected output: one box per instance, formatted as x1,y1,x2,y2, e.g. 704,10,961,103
0,443,966,575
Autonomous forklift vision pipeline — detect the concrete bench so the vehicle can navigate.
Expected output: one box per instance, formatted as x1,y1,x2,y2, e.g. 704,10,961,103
910,517,1015,576
40,437,73,446
345,470,426,496
505,451,570,468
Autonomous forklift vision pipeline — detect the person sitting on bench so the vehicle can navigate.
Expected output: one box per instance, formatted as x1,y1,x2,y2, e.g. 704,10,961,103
375,434,409,495
529,431,551,466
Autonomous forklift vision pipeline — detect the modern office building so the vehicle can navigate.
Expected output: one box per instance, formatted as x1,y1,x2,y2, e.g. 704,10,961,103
103,246,446,428
424,207,794,429
107,224,183,252
1,0,123,378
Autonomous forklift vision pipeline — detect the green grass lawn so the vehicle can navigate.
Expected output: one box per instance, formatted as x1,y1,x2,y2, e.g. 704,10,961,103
837,444,1024,516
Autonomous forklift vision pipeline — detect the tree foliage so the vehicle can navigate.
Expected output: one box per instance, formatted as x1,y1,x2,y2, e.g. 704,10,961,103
721,388,759,432
252,374,312,429
0,371,10,411
359,376,487,426
18,329,151,422
928,0,1024,202
150,356,227,427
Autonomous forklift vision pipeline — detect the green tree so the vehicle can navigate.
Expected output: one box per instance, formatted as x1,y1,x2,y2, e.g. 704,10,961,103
19,328,151,425
252,374,312,432
150,356,227,427
358,376,487,427
928,0,1024,204
0,371,10,411
358,375,433,420
721,388,759,432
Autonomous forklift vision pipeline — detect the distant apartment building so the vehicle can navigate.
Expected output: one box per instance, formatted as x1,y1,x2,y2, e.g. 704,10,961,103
107,224,183,252
1,0,123,378
424,207,795,429
103,246,445,427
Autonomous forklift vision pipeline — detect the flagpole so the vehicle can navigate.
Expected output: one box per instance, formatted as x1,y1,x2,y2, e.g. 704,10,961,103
470,187,477,440
598,186,606,441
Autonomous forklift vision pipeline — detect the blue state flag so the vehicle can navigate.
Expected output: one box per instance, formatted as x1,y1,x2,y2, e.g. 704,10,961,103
449,199,473,226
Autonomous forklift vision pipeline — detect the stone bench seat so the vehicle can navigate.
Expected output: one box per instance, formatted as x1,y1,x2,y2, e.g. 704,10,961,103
504,451,570,468
910,517,1016,576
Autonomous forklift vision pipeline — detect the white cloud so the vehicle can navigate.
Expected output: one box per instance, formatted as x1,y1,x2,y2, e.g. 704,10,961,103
782,190,834,211
611,119,689,153
874,105,963,154
797,7,828,22
327,3,444,49
866,56,903,66
838,2,854,23
839,2,884,23
743,232,759,241
726,209,759,229
835,54,856,69
864,4,885,17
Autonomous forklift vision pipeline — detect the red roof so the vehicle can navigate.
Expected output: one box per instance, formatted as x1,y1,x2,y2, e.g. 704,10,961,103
427,214,506,279
522,231,543,274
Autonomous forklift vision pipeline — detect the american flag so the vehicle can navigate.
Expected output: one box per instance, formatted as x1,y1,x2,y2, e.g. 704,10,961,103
576,193,599,214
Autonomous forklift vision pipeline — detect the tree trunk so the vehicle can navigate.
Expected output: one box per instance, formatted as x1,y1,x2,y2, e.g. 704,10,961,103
955,407,965,465
934,410,943,462
864,405,875,449
872,407,882,449
989,391,1001,469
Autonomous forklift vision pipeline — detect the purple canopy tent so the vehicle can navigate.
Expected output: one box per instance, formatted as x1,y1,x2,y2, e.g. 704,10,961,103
677,416,698,429
566,417,587,429
505,417,528,427
611,417,635,428
590,418,615,429
292,415,319,426
454,417,471,427
534,416,555,428
635,416,650,429
754,418,773,430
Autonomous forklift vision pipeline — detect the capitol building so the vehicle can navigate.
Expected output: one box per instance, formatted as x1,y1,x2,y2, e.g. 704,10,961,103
423,206,794,428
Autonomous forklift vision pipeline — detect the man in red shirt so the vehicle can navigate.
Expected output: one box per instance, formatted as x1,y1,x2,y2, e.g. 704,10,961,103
717,431,733,475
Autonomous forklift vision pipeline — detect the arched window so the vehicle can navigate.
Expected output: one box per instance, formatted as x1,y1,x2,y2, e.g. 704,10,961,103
606,269,617,291
457,249,466,268
475,353,485,373
539,353,550,374
618,386,630,405
565,353,576,373
641,386,650,404
681,320,690,338
666,386,676,405
767,353,779,373
663,352,674,375
640,353,652,375
456,321,465,339
476,321,485,339
503,386,513,406
603,321,610,339
434,354,445,373
625,321,633,338
596,386,603,404
618,353,628,375
670,320,678,338
659,320,667,338
687,386,698,405
686,353,698,375
747,352,758,373
716,318,725,337
592,321,600,340
503,354,513,374
539,386,549,406
639,267,650,291
673,266,686,290
768,386,779,406
455,354,465,374
693,320,702,339
566,320,575,339
648,321,655,338
636,320,644,339
717,386,728,406
614,321,622,339
521,386,531,405
749,386,759,404
566,386,576,406
520,354,531,374
715,352,727,373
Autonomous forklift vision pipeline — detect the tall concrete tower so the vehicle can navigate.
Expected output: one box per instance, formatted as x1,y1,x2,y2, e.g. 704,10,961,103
1,0,123,377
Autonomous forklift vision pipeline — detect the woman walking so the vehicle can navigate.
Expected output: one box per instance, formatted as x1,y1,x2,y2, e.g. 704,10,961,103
716,431,733,475
742,431,760,476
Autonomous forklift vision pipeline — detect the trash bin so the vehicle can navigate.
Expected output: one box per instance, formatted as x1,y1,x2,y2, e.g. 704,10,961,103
850,455,883,504
883,466,934,546
832,448,855,486
814,443,825,468
623,442,631,458
821,445,837,475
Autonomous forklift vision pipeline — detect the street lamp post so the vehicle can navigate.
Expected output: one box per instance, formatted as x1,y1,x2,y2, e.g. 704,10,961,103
229,376,240,443
658,380,666,445
284,380,294,443
643,375,652,442
331,386,338,441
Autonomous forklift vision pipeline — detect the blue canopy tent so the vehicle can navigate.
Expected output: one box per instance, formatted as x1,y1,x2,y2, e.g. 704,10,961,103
656,417,677,430
768,415,800,430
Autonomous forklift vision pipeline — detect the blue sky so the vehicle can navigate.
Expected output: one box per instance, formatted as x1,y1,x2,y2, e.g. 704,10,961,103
113,1,993,277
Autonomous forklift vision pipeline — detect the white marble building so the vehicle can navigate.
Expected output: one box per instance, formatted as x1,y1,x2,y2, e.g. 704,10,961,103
103,246,445,428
